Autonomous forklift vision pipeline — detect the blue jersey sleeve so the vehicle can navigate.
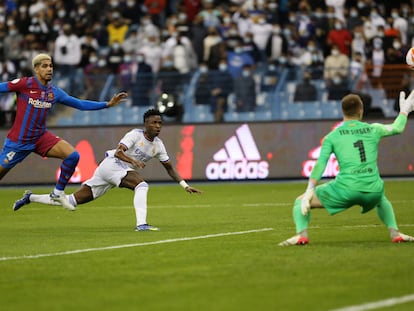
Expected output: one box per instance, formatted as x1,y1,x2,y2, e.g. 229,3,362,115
54,87,107,110
0,82,9,92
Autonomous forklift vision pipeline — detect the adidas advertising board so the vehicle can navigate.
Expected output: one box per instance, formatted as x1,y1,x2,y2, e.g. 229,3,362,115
1,120,414,184
205,124,269,180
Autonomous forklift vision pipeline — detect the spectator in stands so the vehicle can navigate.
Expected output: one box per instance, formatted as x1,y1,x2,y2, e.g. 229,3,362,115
266,23,287,62
293,71,317,102
83,52,112,100
106,40,125,74
139,34,163,73
385,38,405,64
15,4,31,36
391,7,408,46
157,56,183,103
210,59,234,122
118,52,135,94
324,45,349,85
189,15,208,65
3,23,24,71
242,32,262,64
194,63,211,105
144,0,167,27
347,6,364,32
203,26,222,63
172,33,198,74
163,28,197,74
249,13,273,63
232,7,252,38
368,7,386,33
217,12,233,37
260,60,279,92
27,10,49,50
349,51,368,91
227,41,255,78
197,0,221,29
121,0,143,27
106,12,129,46
130,53,154,107
295,11,315,49
351,26,367,60
137,14,161,43
234,64,256,112
326,18,352,56
207,36,227,70
324,45,350,100
0,56,17,81
122,29,142,54
366,37,385,89
53,23,82,96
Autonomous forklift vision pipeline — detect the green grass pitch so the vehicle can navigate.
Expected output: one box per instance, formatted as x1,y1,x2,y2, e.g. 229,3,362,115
0,180,413,311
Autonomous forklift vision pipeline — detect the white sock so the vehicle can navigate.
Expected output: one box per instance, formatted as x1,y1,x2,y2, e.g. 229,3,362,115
134,182,149,226
53,188,65,196
30,194,61,206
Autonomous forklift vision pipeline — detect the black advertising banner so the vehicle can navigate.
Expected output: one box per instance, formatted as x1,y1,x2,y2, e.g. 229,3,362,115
1,120,414,185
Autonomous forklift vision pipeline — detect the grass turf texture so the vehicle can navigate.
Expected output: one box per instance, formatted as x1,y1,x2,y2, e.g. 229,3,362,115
0,180,413,311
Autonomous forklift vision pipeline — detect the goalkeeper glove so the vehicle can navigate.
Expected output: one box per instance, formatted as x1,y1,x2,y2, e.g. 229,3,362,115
399,90,414,115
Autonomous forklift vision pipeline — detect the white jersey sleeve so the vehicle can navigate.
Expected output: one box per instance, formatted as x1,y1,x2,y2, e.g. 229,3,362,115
105,129,169,167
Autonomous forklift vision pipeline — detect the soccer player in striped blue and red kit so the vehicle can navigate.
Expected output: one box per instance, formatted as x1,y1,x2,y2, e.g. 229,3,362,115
0,53,127,210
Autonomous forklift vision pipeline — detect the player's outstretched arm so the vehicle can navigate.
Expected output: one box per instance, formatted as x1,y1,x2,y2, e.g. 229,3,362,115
162,161,202,194
106,92,128,108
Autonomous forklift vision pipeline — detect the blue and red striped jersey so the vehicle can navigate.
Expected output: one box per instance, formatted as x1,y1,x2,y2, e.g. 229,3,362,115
0,76,107,145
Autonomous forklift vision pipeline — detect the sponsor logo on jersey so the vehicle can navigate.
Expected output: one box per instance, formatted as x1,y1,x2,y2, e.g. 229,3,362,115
206,124,269,180
28,97,52,109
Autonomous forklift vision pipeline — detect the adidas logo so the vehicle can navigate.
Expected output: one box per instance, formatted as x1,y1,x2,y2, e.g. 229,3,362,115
206,124,269,180
302,122,341,177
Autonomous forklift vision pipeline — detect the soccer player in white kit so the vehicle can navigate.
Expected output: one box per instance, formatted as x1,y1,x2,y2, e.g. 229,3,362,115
13,109,202,231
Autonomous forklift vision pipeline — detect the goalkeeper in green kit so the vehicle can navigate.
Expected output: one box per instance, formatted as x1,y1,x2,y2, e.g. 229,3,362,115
279,91,414,246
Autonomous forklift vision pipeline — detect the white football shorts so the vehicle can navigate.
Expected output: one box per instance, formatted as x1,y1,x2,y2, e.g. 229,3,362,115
83,156,133,199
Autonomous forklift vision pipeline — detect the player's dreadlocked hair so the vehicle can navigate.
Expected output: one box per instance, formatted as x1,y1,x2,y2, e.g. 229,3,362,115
143,108,162,123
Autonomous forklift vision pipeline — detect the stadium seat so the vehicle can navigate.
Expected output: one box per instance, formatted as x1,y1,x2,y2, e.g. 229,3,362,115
321,101,342,119
191,105,214,123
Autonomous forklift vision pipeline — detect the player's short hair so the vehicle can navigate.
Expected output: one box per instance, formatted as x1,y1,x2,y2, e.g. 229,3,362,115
143,108,162,123
32,53,52,68
341,93,363,117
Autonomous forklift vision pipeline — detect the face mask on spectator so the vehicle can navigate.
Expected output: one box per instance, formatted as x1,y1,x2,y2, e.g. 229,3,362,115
89,56,98,63
242,70,250,77
331,49,339,56
199,66,208,73
98,59,107,67
332,76,342,84
219,64,227,71
350,10,358,18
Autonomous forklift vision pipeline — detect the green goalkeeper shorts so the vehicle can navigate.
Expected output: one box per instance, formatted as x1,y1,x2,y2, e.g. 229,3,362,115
315,180,383,215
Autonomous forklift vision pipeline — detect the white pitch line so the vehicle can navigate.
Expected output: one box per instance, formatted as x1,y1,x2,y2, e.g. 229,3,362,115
329,294,414,311
0,228,274,262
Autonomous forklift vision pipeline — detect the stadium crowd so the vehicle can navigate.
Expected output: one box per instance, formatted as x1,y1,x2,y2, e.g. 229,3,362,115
0,0,413,123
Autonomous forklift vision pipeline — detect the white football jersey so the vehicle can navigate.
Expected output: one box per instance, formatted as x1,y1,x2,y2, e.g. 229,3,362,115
105,129,169,168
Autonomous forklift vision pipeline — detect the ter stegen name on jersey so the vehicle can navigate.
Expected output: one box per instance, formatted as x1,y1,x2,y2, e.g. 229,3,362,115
206,124,269,180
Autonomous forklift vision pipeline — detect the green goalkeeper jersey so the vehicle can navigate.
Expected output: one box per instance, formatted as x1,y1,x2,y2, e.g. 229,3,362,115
310,113,407,192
